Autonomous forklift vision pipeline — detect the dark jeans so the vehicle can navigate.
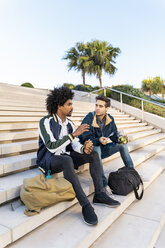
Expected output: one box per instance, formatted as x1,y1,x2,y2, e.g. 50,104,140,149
50,151,105,206
94,143,134,187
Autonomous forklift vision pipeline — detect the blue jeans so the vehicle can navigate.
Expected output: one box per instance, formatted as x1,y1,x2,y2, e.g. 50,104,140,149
93,143,134,187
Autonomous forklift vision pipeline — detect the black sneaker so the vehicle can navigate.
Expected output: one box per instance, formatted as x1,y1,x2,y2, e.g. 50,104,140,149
82,203,98,226
93,192,120,208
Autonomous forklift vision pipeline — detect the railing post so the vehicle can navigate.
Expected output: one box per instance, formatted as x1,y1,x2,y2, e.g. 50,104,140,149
104,88,106,96
120,93,123,112
141,99,144,121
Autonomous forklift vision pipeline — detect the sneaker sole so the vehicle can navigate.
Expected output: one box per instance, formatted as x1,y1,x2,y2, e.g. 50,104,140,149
93,202,120,208
83,218,98,226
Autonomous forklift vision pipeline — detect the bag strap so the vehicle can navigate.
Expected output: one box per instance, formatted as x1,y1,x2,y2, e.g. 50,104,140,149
132,183,144,200
128,177,144,200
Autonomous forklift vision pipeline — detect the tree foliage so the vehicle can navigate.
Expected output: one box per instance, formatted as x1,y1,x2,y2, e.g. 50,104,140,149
64,42,89,85
64,40,121,88
142,77,164,97
85,40,121,88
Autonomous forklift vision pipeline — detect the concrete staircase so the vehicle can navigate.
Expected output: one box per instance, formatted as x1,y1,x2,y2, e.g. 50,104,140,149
0,83,165,248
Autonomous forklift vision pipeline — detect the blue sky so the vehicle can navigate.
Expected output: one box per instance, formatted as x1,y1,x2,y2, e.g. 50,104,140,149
0,0,165,89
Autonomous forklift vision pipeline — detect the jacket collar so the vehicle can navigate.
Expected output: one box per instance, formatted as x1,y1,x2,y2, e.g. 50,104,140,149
53,113,58,123
53,113,70,128
92,112,112,128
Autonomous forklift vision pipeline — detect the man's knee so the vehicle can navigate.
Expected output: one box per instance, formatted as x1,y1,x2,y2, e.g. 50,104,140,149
118,143,128,150
89,150,100,160
61,156,74,168
93,146,102,157
63,155,73,163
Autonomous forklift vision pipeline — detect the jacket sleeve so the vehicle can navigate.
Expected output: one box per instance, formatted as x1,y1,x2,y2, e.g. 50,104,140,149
79,113,101,146
109,117,119,143
70,122,84,153
39,116,74,153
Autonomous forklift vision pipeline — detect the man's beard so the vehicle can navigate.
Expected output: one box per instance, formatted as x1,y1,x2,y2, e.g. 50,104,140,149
67,110,73,116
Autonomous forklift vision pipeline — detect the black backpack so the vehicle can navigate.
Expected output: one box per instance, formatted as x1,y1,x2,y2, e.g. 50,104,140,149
108,167,144,200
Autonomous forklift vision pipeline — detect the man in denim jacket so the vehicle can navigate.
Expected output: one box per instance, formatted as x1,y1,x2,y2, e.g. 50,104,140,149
79,95,134,191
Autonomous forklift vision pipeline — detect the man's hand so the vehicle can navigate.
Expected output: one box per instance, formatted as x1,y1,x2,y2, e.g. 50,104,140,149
84,140,93,154
99,137,109,145
72,124,89,137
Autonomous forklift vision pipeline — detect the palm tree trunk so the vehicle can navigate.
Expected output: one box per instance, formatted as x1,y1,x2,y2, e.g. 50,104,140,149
98,73,102,88
82,71,85,85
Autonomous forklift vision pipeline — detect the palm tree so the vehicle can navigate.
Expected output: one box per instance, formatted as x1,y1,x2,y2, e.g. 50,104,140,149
64,42,89,85
142,77,163,98
85,40,121,88
142,78,153,97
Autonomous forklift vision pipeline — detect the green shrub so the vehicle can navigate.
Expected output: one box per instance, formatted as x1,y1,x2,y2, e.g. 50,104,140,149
63,83,75,89
92,86,100,91
21,82,34,88
106,85,145,109
144,102,165,117
105,85,165,118
73,84,94,92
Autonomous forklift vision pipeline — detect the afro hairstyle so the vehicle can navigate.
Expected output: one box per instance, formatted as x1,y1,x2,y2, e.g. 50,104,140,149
46,86,74,115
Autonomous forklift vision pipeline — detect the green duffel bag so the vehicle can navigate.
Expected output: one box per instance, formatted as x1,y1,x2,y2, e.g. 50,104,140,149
20,174,76,216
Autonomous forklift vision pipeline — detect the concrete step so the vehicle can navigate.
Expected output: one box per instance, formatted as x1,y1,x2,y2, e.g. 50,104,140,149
0,131,164,177
0,113,132,123
122,125,153,134
127,132,165,152
0,130,38,142
0,82,49,96
0,140,38,156
72,113,131,118
0,105,46,112
74,120,143,128
0,120,147,132
0,168,40,204
70,116,135,121
117,122,147,129
155,221,165,248
0,111,47,117
128,129,161,141
0,116,41,122
0,123,38,131
0,127,158,156
103,138,165,180
0,90,46,99
5,150,165,248
92,162,165,248
0,99,46,108
1,136,165,206
0,152,36,176
74,119,141,124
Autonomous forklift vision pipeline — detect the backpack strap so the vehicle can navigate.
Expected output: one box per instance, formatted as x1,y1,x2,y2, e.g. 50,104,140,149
128,175,144,200
132,182,144,200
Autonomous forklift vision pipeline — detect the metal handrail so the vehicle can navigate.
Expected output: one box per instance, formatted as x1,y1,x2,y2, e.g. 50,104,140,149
82,86,165,121
81,87,104,96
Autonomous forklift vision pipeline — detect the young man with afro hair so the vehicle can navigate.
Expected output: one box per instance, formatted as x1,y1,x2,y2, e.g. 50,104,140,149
37,86,120,226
